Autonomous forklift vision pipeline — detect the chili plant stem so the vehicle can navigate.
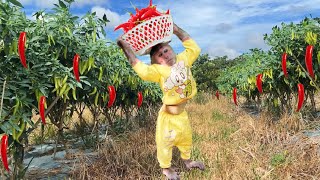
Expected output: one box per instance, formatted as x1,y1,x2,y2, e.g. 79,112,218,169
0,77,6,121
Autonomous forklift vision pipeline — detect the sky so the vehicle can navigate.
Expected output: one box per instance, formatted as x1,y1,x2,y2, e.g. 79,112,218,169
19,0,320,62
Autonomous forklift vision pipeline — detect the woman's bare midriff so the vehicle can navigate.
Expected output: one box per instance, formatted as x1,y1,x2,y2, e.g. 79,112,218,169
162,101,187,115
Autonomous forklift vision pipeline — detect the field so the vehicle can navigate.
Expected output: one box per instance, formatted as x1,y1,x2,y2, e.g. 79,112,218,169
68,93,320,180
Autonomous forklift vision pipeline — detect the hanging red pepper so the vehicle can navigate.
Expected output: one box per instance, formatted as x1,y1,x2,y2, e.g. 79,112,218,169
233,88,237,106
296,83,305,112
256,74,263,94
39,96,46,125
18,32,27,68
137,91,143,108
149,0,152,6
215,90,219,100
1,134,9,172
73,54,80,82
305,45,314,78
107,85,116,108
282,52,288,78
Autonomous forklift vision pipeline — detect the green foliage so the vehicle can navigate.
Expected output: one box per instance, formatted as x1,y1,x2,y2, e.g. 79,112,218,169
270,151,287,167
192,91,209,105
0,0,162,177
193,54,232,92
211,111,224,122
216,17,320,114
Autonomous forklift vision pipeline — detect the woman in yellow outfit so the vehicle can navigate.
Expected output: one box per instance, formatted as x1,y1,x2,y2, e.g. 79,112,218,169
117,23,205,180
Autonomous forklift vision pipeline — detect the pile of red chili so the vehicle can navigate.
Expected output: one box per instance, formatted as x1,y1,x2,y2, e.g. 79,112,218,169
114,0,169,33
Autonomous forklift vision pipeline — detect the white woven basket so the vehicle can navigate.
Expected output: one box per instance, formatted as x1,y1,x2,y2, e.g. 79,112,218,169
121,14,173,56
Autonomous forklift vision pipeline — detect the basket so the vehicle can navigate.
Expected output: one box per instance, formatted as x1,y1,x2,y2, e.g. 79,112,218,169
121,14,173,56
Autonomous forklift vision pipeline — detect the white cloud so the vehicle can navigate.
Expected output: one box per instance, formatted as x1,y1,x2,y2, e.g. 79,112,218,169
91,6,123,29
152,0,320,58
18,0,32,5
73,0,110,8
207,44,239,59
21,0,320,59
19,0,110,8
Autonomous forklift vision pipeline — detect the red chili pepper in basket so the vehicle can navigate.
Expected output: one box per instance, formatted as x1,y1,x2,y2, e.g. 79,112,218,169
140,7,162,20
73,54,80,82
296,83,304,112
128,13,138,23
18,32,27,68
256,74,263,94
305,45,314,78
1,134,9,172
282,52,288,78
137,91,143,108
215,90,219,100
39,96,46,125
233,87,237,106
136,7,150,21
114,22,135,32
107,85,116,108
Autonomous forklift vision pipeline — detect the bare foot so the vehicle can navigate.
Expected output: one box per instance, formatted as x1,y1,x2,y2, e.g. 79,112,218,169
163,167,180,180
183,159,205,171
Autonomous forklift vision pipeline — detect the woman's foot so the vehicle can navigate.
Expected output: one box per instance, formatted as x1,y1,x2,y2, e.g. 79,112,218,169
183,159,205,170
163,167,180,180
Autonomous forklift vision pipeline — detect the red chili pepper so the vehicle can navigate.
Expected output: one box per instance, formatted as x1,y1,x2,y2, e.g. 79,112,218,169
140,8,162,20
137,91,143,108
128,12,140,23
282,52,288,78
135,7,140,14
233,87,237,106
215,90,219,100
1,134,9,172
73,54,80,82
107,85,116,108
296,83,304,112
149,0,152,6
256,74,263,94
166,9,170,14
18,32,27,68
305,45,314,78
136,7,150,21
39,96,46,125
114,22,135,32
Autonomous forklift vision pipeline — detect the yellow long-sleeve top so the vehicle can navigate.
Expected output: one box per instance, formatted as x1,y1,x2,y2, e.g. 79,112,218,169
133,38,201,105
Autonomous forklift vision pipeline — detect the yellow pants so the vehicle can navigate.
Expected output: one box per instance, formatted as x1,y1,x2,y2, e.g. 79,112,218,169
156,107,193,168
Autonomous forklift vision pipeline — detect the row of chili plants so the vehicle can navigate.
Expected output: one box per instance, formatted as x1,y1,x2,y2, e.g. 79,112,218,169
0,0,161,178
217,17,320,117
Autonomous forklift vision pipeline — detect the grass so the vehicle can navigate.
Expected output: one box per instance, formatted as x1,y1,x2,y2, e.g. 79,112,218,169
64,93,320,179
